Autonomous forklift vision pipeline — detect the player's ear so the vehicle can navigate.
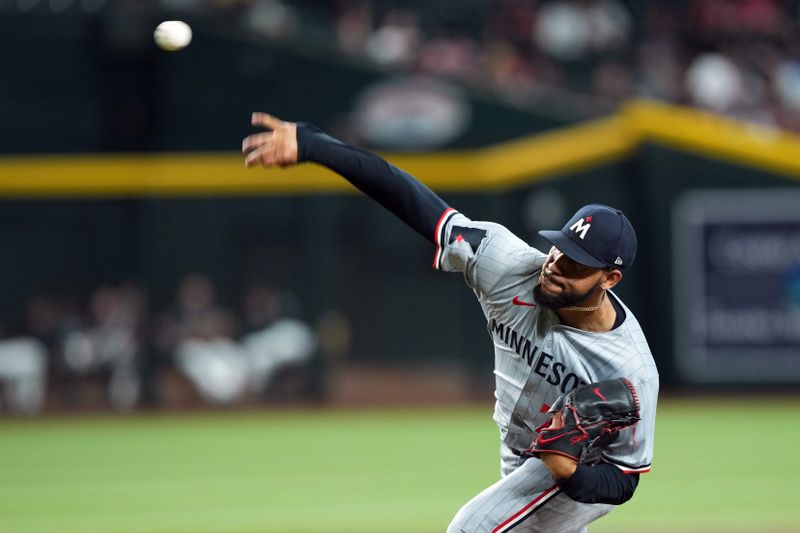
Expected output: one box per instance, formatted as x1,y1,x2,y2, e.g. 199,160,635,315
600,268,622,290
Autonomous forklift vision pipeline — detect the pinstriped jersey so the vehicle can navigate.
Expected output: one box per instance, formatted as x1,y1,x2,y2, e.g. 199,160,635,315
434,209,659,474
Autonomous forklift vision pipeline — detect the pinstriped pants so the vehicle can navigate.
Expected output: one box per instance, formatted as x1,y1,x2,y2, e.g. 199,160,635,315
446,445,613,533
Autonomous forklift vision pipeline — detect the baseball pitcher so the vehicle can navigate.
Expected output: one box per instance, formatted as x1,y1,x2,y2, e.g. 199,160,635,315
242,114,659,533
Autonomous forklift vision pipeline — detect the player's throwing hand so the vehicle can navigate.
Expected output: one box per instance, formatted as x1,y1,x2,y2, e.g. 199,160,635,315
242,112,298,168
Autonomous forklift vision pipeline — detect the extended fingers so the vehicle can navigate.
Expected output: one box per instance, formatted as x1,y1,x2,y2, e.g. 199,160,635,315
245,113,296,168
251,112,285,130
244,143,278,168
244,140,291,168
242,132,272,154
244,146,264,167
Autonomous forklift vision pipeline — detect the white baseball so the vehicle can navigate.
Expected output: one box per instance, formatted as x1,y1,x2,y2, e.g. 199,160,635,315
154,20,192,51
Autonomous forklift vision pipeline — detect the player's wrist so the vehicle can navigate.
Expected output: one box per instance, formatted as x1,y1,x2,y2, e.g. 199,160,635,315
295,122,315,163
541,453,578,479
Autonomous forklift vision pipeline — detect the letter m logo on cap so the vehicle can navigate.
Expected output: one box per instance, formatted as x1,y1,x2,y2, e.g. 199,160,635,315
569,218,591,240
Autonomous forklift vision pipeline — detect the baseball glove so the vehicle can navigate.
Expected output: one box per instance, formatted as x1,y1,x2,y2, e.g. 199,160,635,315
526,378,640,464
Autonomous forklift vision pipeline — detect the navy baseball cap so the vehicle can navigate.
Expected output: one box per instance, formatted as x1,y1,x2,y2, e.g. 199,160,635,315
538,204,637,270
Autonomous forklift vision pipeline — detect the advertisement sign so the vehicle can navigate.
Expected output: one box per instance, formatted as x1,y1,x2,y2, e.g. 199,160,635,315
673,189,800,383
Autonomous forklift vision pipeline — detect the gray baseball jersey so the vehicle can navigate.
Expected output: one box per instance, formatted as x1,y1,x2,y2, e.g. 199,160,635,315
434,209,659,533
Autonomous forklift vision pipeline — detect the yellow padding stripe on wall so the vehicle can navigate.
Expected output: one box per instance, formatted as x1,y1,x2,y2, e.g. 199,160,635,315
624,100,800,177
0,99,798,197
0,116,630,197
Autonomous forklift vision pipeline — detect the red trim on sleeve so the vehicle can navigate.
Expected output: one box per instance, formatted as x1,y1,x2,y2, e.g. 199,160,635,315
621,466,651,474
432,207,456,270
601,451,652,474
606,460,652,474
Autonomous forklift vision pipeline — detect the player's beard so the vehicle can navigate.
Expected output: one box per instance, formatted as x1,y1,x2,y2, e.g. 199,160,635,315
533,276,603,310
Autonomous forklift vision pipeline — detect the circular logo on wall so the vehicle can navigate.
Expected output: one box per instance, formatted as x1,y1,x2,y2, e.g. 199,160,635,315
352,76,472,151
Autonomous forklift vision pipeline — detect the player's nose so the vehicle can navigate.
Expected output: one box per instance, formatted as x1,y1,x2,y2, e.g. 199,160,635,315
549,252,567,275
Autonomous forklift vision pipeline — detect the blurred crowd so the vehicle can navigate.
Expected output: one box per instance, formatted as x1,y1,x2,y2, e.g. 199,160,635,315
240,0,800,131
12,0,800,130
0,275,320,415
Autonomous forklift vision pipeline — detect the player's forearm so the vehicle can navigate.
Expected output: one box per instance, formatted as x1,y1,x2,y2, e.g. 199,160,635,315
541,453,578,479
556,464,639,505
296,123,449,242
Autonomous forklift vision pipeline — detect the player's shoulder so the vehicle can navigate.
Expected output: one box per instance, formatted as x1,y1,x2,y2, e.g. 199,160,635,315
436,211,546,274
441,212,511,237
453,214,545,256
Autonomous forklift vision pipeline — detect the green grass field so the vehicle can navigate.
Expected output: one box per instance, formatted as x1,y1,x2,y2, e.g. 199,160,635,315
1,398,798,533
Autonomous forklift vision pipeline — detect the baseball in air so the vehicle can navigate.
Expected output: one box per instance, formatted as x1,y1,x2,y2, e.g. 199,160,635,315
154,20,192,51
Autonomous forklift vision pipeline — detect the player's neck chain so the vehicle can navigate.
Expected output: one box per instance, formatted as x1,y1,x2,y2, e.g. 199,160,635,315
560,291,606,312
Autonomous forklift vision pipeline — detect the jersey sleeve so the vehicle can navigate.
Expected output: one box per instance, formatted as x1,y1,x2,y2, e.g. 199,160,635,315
600,376,659,474
297,123,449,242
433,210,547,298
